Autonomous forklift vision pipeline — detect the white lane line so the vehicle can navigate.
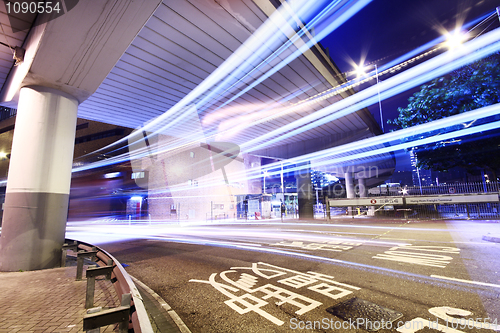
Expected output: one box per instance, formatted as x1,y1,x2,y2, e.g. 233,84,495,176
379,237,499,245
431,275,500,289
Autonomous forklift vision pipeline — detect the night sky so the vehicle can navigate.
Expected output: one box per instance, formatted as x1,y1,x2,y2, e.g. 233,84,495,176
320,0,500,130
308,0,500,171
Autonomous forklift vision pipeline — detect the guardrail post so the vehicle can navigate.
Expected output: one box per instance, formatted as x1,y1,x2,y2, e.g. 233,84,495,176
86,265,97,309
86,307,102,333
120,293,132,333
76,254,84,281
61,241,78,267
83,303,130,333
85,265,114,308
77,250,98,281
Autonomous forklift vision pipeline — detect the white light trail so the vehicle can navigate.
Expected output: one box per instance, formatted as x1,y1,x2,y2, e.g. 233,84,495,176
79,0,354,156
241,27,500,152
71,11,500,180
196,0,350,115
159,102,500,191
202,0,372,116
65,223,495,294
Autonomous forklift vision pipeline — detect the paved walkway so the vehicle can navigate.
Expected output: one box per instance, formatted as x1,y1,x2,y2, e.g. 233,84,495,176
0,258,186,333
0,266,117,333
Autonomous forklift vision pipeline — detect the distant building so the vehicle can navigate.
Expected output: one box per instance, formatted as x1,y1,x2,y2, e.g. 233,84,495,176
410,150,433,186
388,170,413,187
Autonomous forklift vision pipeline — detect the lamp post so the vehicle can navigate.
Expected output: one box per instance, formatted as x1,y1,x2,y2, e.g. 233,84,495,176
374,64,384,133
355,63,384,133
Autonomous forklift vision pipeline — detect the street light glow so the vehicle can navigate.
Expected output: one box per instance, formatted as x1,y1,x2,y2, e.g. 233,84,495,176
445,28,468,50
354,63,368,77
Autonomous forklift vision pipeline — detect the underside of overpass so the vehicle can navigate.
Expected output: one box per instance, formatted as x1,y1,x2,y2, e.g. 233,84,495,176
0,0,394,271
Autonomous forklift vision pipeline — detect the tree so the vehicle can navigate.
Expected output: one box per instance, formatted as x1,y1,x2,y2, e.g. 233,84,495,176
389,53,500,178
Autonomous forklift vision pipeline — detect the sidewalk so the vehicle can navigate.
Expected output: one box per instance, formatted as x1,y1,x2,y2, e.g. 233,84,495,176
0,261,185,333
0,265,117,332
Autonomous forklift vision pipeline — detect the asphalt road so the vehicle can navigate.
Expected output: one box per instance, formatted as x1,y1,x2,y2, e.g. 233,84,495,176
67,218,500,332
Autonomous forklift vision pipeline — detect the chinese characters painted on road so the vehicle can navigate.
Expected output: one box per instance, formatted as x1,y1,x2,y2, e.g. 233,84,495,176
190,262,360,326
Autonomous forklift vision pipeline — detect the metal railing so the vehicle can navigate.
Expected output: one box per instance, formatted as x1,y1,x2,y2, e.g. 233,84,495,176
326,192,500,220
364,182,500,219
369,181,500,196
63,239,153,333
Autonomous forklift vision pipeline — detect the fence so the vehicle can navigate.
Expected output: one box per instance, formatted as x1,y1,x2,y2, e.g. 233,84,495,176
330,182,500,220
369,181,499,196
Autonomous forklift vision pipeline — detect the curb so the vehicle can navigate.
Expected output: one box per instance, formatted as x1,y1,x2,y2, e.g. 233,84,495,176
482,234,500,243
131,276,192,333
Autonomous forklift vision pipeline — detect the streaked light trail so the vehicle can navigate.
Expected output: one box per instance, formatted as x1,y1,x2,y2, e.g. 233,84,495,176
70,6,500,189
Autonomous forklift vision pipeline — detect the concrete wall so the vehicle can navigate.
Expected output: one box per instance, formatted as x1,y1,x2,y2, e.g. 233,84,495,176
134,133,262,221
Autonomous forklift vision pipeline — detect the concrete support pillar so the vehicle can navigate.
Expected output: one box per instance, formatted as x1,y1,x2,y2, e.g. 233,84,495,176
345,173,355,198
345,172,355,215
0,86,78,271
296,162,314,219
358,177,371,216
358,178,367,197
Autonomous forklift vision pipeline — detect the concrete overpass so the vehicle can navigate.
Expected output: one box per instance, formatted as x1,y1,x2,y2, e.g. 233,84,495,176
0,0,393,271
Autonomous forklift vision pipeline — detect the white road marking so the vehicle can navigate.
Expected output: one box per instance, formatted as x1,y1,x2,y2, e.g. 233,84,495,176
431,275,500,289
379,237,499,246
373,245,459,268
190,262,361,326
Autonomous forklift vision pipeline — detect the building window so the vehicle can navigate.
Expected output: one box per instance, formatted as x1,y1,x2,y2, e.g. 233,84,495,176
75,128,125,144
132,172,145,179
76,122,89,130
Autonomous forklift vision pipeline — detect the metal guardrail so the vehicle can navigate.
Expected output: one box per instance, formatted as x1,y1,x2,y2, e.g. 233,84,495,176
64,239,154,333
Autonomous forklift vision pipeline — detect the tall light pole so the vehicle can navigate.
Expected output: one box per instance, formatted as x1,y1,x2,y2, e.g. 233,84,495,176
355,63,384,133
375,64,384,133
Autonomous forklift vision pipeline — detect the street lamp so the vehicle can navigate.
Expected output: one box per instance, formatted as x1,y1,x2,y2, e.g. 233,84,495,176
354,63,367,78
354,62,384,132
374,64,384,133
444,28,467,51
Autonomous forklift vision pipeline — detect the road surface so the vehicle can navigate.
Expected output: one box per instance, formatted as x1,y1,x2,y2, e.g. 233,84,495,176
67,218,500,332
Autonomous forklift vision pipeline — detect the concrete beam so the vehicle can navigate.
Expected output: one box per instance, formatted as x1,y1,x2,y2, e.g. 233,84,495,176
250,129,373,159
0,0,163,106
